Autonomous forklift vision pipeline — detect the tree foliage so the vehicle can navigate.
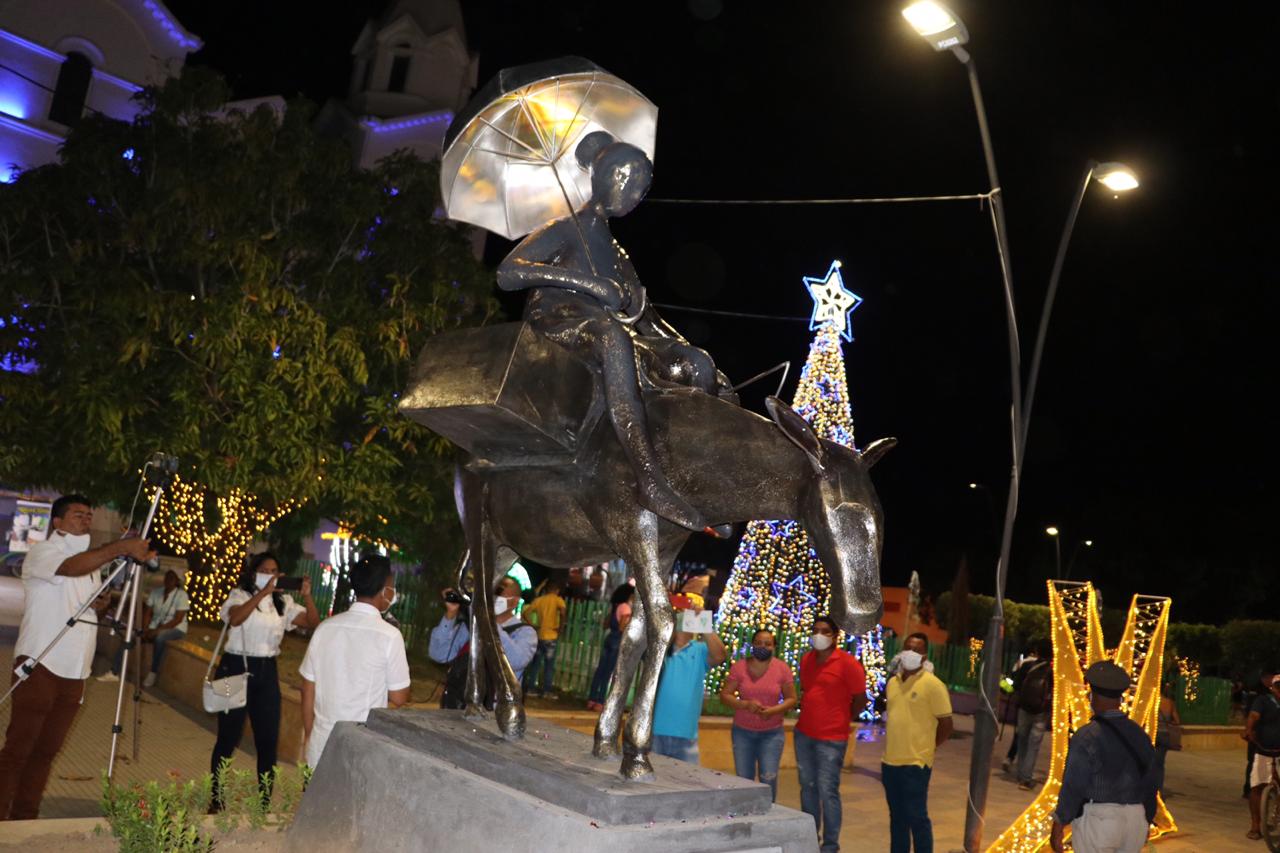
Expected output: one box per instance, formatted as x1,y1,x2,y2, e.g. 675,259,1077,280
0,69,495,566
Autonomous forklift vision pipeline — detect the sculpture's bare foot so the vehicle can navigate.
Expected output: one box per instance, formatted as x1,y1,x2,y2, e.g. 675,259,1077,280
495,699,525,741
619,749,655,782
462,702,490,722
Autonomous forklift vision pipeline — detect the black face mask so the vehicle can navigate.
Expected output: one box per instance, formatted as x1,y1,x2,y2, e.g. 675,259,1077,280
751,645,773,662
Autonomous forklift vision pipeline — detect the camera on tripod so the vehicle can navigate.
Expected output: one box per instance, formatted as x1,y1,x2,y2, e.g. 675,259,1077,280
144,452,179,487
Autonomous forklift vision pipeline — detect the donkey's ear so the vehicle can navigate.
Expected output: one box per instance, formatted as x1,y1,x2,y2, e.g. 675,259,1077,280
765,396,824,473
860,437,897,468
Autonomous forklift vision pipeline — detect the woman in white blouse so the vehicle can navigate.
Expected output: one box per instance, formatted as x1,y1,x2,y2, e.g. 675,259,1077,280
209,551,319,809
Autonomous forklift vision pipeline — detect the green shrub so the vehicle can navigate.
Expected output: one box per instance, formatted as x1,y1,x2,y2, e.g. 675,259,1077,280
1167,622,1224,670
99,773,212,853
1221,620,1280,680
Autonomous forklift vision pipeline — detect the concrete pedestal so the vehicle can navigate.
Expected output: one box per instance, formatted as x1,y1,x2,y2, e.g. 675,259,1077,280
286,709,817,853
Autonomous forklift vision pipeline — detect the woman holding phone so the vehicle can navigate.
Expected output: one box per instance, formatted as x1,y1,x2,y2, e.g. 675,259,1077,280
209,551,319,809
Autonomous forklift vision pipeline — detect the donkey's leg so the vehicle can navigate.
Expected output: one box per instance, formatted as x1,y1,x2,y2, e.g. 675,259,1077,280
619,536,680,781
593,591,648,759
459,474,494,723
487,545,525,740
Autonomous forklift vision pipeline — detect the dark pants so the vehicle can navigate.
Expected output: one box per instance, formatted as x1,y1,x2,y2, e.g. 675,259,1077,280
795,730,848,853
526,639,558,695
113,628,186,675
210,655,280,808
588,634,621,704
0,659,85,820
882,762,933,853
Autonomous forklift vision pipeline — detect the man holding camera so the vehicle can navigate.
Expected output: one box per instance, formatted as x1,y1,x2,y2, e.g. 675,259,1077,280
429,577,537,684
299,556,411,769
650,596,728,764
0,494,154,820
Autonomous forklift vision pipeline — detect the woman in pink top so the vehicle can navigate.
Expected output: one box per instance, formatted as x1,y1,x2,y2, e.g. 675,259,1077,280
719,629,798,801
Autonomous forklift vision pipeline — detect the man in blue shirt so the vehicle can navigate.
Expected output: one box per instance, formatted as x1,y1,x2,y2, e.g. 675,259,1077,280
650,607,726,763
1050,661,1158,853
429,578,537,683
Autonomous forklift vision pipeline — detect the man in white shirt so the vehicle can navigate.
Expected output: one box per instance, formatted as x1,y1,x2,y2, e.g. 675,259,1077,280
299,555,411,768
100,569,190,687
0,494,153,820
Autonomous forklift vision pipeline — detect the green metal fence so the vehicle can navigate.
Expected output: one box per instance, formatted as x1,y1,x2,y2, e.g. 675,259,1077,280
295,558,433,650
1175,674,1231,725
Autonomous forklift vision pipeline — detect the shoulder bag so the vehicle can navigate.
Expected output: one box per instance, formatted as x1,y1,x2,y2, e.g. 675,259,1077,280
203,620,249,714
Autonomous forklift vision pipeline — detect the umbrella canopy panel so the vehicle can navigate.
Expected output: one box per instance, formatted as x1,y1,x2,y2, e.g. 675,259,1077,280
441,59,657,241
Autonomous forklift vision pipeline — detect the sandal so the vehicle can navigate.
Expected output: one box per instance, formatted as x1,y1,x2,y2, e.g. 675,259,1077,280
1247,829,1263,840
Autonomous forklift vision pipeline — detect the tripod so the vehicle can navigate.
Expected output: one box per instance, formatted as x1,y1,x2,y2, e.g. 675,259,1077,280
0,460,173,781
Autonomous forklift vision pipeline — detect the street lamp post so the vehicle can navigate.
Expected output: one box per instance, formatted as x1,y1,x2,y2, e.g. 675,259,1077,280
902,5,1021,848
1045,525,1061,579
1065,538,1094,580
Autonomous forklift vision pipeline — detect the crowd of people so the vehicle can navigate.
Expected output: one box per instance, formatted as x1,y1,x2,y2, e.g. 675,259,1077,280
2,495,1276,853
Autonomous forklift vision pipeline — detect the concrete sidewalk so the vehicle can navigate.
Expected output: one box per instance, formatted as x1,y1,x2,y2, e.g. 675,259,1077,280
0,627,258,820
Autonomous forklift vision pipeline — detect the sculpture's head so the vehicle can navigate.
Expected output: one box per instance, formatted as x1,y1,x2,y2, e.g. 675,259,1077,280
576,130,653,218
765,396,896,635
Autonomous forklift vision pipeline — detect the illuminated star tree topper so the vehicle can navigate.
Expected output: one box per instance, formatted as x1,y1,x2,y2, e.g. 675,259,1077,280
803,260,862,342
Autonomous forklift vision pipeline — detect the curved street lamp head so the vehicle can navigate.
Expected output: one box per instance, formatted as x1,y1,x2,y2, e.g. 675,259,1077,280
1084,539,1094,547
1094,162,1139,192
902,1,970,51
968,482,978,489
1045,526,1060,537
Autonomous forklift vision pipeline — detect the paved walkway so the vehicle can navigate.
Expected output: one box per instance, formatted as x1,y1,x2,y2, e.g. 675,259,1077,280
0,627,257,820
0,622,1261,850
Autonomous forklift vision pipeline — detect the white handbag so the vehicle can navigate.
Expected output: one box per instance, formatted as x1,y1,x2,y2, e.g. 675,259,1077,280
203,621,249,714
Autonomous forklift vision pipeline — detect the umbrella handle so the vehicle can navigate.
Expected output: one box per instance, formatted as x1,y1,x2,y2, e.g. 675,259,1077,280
616,288,647,326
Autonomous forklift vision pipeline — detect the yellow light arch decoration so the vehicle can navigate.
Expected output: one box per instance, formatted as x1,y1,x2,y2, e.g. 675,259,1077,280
987,580,1177,851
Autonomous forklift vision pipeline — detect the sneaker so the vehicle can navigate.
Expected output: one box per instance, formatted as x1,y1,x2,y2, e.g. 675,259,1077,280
97,672,119,682
143,672,157,687
1018,780,1035,791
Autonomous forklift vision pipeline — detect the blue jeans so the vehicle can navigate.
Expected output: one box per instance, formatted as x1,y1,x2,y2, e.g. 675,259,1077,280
882,763,933,853
1015,708,1048,784
526,639,558,695
732,726,785,801
112,628,186,675
652,734,699,763
794,730,848,853
588,634,621,703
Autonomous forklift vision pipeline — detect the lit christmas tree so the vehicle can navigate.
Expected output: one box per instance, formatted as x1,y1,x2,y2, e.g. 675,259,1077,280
712,261,886,716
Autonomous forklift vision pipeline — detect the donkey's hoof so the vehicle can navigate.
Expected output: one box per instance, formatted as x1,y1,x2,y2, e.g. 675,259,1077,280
462,703,490,722
620,751,655,782
496,700,525,741
592,734,620,760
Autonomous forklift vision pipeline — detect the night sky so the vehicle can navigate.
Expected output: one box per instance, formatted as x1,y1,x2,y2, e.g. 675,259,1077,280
165,1,1278,624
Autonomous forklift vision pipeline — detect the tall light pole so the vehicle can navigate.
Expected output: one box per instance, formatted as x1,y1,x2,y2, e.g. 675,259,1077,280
902,5,1021,848
1065,538,1094,580
1021,162,1138,450
1045,526,1061,579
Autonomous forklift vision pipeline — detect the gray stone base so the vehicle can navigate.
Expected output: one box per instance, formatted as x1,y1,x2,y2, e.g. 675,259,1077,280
286,709,817,853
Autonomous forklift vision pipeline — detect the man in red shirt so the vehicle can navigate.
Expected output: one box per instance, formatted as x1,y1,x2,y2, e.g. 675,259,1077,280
795,615,868,853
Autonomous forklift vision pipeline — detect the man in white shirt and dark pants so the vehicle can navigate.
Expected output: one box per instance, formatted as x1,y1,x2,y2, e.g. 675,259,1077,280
0,495,153,820
299,555,411,769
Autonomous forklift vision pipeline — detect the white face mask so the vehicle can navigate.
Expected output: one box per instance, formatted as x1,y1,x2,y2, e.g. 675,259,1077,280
810,633,833,651
381,589,397,613
255,572,274,591
899,649,924,672
493,596,510,616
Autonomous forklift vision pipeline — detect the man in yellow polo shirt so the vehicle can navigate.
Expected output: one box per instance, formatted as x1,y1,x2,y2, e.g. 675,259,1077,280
882,632,953,853
523,584,568,697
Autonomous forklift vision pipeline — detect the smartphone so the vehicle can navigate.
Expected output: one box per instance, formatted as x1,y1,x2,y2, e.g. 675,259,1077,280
274,576,303,592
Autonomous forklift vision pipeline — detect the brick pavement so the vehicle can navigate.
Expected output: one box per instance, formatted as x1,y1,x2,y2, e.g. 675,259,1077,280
0,627,258,820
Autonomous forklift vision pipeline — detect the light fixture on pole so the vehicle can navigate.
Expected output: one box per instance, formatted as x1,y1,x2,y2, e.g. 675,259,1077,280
904,5,1022,848
1021,159,1139,451
1066,538,1095,579
1045,526,1062,579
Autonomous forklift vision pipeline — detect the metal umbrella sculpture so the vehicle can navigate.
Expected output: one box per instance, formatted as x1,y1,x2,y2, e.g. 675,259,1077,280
440,56,657,241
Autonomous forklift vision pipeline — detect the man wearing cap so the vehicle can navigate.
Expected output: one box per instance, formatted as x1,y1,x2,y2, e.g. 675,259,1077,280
1246,672,1280,840
1050,661,1158,853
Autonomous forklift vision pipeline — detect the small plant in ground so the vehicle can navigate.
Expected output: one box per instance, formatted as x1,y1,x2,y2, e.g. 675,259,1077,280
100,772,212,853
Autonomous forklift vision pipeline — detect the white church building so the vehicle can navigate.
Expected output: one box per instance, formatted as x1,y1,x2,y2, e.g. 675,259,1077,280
0,0,475,181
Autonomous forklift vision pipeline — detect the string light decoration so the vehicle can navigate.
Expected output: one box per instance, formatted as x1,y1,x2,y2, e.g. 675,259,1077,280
712,262,866,695
1177,656,1200,702
987,582,1178,852
152,474,300,622
969,637,985,678
853,624,887,721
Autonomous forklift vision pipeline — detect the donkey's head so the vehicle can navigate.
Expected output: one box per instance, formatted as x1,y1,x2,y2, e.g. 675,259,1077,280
766,397,895,636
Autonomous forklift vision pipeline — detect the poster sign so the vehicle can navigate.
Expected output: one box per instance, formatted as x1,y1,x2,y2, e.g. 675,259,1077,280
7,500,51,552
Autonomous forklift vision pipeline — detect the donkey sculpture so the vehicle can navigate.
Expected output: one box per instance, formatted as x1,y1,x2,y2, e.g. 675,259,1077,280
436,380,894,781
